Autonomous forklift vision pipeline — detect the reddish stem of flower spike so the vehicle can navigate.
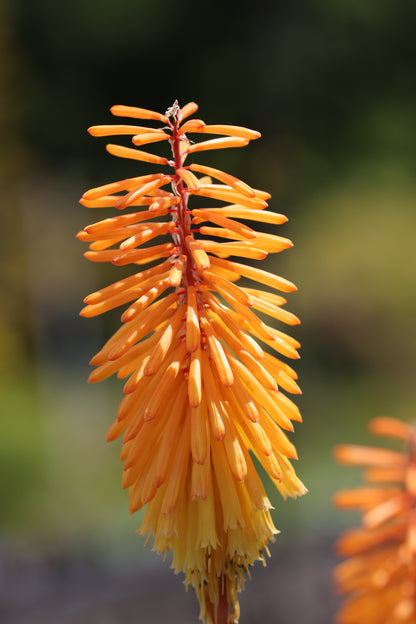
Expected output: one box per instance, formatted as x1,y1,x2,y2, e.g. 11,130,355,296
217,591,229,624
170,112,197,290
207,590,228,624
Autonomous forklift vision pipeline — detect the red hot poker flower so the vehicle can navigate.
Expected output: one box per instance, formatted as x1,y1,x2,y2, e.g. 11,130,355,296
79,101,306,624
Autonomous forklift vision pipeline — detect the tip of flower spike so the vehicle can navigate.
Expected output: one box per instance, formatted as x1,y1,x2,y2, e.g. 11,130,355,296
179,101,199,120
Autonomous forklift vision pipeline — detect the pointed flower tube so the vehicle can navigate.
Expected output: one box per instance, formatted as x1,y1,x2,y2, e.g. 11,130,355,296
334,417,416,624
79,100,306,624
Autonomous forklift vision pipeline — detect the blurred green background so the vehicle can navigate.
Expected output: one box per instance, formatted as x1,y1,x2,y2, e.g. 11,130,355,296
1,0,415,622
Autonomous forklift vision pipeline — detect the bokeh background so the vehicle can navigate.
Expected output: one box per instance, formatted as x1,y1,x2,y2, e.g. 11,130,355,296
1,0,415,622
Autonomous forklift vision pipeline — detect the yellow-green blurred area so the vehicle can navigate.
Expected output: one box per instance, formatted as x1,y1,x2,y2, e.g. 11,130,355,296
1,0,415,621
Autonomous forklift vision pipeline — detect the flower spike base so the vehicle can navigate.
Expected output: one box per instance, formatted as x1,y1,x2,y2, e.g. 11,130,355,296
334,417,416,624
79,101,306,623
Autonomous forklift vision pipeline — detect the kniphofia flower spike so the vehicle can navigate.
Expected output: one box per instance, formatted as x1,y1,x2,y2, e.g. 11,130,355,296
334,417,416,624
79,101,306,624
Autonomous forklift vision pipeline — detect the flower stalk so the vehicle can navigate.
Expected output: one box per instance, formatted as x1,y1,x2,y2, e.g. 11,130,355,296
79,100,306,623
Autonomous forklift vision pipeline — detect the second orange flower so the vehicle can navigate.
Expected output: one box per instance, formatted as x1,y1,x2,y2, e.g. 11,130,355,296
334,417,416,624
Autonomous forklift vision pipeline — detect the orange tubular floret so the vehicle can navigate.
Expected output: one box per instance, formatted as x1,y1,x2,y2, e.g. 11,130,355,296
188,137,249,153
81,272,172,318
84,261,171,305
193,186,267,210
144,304,186,377
84,250,120,263
225,371,259,424
336,524,406,557
83,207,170,236
191,209,257,239
179,101,199,120
149,196,180,211
256,333,300,361
369,417,413,440
80,288,140,317
190,400,209,465
206,317,253,362
218,207,288,224
229,356,293,432
202,271,251,307
201,124,261,140
79,224,152,246
123,275,176,323
176,168,202,192
258,411,298,459
200,241,267,261
202,292,264,359
120,221,175,251
239,233,293,254
221,414,247,482
197,227,251,242
82,173,165,202
178,119,206,134
334,445,408,468
333,487,402,510
363,466,406,483
200,350,226,440
188,345,202,408
210,257,297,293
81,196,159,209
200,317,234,387
106,144,169,165
115,176,172,210
189,163,255,197
186,286,200,353
186,236,211,271
252,189,271,201
236,351,277,391
88,125,163,137
203,259,240,281
110,104,168,122
247,295,300,326
113,305,177,365
169,255,186,287
244,289,286,307
132,132,170,146
111,242,175,266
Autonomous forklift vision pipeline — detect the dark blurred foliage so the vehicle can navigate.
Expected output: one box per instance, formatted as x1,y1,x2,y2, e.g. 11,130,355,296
10,0,416,181
0,1,415,621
